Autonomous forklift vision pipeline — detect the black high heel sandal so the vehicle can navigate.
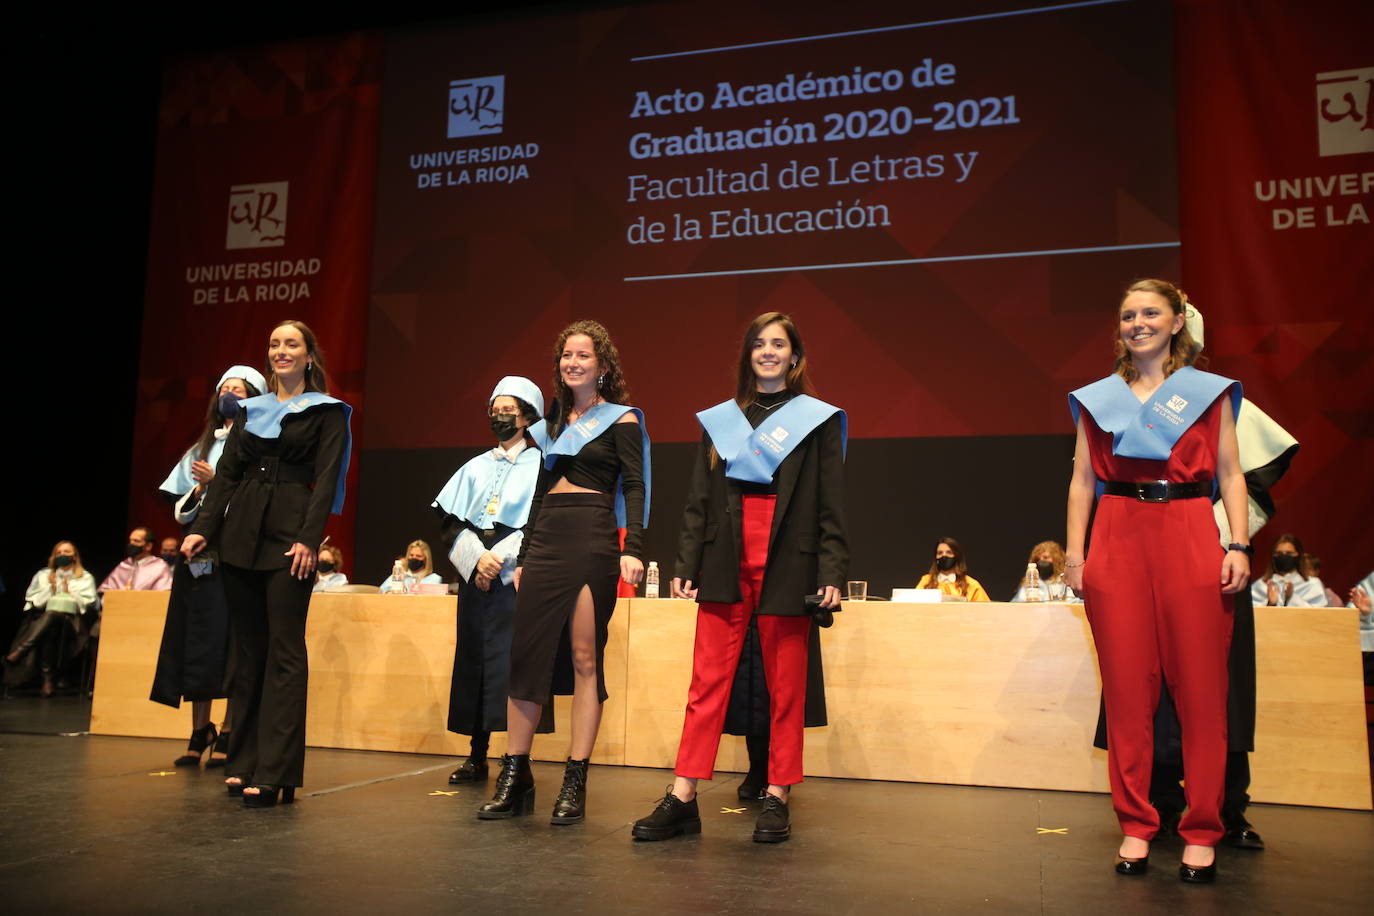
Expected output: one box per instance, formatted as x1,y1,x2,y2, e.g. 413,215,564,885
174,723,218,767
225,776,246,797
205,730,230,769
243,785,296,808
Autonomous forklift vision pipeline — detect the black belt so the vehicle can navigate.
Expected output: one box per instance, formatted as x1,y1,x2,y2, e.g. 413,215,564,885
244,456,314,485
1103,479,1209,502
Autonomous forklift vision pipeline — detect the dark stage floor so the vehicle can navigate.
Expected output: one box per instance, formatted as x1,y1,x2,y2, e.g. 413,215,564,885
2,696,1371,914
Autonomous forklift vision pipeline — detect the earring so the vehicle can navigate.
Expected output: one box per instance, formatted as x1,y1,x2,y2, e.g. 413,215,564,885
790,359,797,368
597,375,604,389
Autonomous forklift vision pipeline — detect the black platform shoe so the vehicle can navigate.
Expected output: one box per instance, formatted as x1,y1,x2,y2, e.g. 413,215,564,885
551,758,588,825
243,785,296,808
1114,855,1150,876
477,754,535,819
752,794,791,843
448,757,490,784
1179,861,1217,883
173,723,217,767
225,776,246,797
1224,817,1264,850
632,788,701,841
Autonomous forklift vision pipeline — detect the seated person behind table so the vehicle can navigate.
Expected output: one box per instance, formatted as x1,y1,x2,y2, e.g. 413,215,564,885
1306,556,1345,607
313,544,349,592
100,526,174,591
1008,540,1082,603
380,539,443,594
916,536,990,601
159,537,181,566
1250,532,1326,607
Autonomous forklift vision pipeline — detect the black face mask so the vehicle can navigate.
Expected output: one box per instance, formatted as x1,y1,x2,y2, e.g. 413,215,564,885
317,561,336,574
936,556,957,571
53,554,75,569
125,543,145,559
1271,553,1300,574
407,557,425,573
162,553,178,565
489,415,520,441
219,392,244,419
1036,560,1056,580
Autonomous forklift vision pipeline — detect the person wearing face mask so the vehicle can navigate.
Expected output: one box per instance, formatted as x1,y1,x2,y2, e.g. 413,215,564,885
1009,540,1082,603
432,377,552,786
100,527,174,592
379,540,443,593
4,542,98,697
181,320,353,808
916,537,990,601
1250,533,1326,607
151,365,266,768
160,538,181,565
312,544,348,592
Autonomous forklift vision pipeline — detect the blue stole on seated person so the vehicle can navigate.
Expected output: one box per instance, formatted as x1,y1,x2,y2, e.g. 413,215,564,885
241,392,354,514
1069,366,1240,463
158,437,227,497
432,439,542,530
697,395,847,485
543,402,651,528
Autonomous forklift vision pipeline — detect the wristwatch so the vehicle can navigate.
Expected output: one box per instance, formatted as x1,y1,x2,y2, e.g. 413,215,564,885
1226,542,1253,556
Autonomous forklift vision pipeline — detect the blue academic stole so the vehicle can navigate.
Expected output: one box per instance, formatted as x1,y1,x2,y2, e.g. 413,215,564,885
697,395,847,484
158,437,226,497
433,445,542,530
241,392,354,514
544,402,651,527
1069,367,1241,461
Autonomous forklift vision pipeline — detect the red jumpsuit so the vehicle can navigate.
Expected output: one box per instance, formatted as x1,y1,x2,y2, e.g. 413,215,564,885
1080,395,1234,847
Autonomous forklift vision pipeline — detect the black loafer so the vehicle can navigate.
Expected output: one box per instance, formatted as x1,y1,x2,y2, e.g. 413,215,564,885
448,758,489,784
752,795,791,843
1179,862,1217,884
1224,825,1264,850
1114,856,1149,876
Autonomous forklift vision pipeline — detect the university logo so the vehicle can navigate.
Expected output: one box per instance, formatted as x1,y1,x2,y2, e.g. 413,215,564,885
449,76,505,138
1166,395,1188,412
226,182,288,249
769,426,790,442
1316,67,1373,157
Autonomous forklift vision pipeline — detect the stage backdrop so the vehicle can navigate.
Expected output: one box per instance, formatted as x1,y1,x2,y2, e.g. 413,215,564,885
131,35,381,569
357,0,1184,594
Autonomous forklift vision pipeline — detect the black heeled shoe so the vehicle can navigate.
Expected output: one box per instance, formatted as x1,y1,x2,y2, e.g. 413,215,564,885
174,723,218,767
477,754,534,819
550,758,588,825
1114,855,1150,876
225,776,246,797
737,772,767,801
243,785,296,808
205,730,230,769
448,756,489,784
1179,862,1217,883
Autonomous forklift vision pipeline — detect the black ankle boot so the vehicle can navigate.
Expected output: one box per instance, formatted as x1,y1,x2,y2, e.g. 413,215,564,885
551,758,588,825
477,754,534,819
448,756,490,784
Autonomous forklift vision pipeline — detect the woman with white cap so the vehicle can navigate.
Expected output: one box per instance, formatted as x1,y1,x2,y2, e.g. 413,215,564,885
151,364,266,769
432,376,551,785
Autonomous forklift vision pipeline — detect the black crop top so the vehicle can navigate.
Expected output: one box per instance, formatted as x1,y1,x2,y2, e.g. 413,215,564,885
519,419,647,563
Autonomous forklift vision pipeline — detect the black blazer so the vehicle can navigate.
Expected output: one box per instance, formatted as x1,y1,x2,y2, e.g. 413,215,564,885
674,411,847,615
191,404,349,571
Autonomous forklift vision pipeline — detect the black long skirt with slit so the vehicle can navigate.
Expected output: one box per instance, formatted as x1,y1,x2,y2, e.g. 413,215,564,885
508,493,620,704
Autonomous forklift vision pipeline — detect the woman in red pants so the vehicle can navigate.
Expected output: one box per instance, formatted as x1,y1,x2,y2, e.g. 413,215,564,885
633,311,847,844
1064,279,1250,882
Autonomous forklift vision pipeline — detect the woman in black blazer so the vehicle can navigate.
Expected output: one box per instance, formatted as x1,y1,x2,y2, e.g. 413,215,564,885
181,320,351,807
633,311,847,844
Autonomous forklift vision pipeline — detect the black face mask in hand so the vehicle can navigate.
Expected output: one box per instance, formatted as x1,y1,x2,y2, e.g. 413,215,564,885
53,555,75,569
407,557,425,573
1036,560,1056,580
1271,553,1300,575
489,415,520,441
936,556,957,571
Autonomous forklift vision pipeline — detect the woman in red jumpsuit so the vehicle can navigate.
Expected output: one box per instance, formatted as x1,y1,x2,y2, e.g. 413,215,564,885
1064,279,1251,883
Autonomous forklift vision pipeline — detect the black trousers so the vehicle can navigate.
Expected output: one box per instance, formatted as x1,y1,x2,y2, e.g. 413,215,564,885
221,563,312,787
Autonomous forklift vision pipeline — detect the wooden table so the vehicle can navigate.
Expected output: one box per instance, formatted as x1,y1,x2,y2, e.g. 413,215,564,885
91,593,1371,809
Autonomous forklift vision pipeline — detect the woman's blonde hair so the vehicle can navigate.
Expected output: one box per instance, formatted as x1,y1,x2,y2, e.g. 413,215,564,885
406,539,434,579
47,541,85,578
1112,279,1206,383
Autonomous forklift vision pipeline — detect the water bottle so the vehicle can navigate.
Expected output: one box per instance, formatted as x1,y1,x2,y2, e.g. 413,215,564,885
645,561,660,599
1024,563,1043,602
391,559,404,592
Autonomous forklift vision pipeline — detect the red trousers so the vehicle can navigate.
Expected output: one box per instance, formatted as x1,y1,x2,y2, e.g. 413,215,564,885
674,494,812,786
1082,495,1234,846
